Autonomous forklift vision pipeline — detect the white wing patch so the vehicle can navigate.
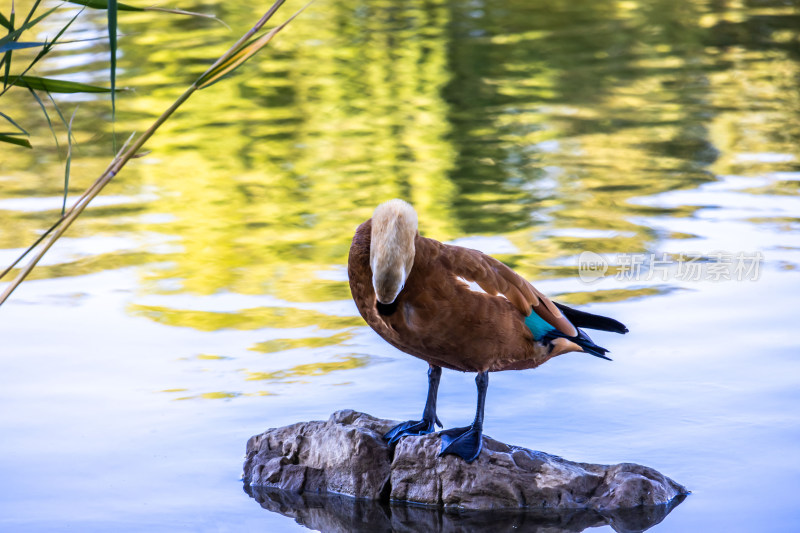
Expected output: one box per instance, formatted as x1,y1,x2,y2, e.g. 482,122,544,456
454,276,508,300
456,276,485,294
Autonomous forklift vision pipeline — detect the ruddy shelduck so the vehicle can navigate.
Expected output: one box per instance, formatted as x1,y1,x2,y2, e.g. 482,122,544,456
348,199,628,462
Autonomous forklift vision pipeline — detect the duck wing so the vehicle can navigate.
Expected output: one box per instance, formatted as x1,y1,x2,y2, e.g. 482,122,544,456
553,301,629,334
439,243,577,337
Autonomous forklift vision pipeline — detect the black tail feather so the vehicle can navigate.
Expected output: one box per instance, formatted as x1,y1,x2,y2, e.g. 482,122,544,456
574,327,613,360
554,301,628,334
542,328,613,361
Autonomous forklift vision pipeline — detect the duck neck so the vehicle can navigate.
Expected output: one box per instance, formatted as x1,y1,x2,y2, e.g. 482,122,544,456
370,200,418,304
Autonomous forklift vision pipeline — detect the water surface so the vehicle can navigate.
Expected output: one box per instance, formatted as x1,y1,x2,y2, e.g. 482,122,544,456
1,0,799,531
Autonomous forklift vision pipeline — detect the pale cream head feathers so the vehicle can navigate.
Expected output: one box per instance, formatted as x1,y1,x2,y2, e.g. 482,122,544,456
370,199,418,304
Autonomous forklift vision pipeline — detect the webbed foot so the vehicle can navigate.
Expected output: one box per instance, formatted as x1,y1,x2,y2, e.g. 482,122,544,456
438,423,483,463
384,415,443,445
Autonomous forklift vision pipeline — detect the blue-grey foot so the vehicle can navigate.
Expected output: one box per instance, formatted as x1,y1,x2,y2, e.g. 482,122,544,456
438,423,483,463
384,415,443,446
385,365,443,446
438,371,489,463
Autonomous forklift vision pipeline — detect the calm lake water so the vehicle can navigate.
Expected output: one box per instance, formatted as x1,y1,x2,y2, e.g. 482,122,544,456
2,0,800,531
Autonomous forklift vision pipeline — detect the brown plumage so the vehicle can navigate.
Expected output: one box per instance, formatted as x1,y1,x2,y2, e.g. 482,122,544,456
349,223,589,372
347,199,627,462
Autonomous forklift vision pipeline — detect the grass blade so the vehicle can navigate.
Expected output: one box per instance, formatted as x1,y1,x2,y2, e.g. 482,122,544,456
0,110,27,134
20,0,42,27
0,35,131,60
245,0,286,36
0,12,11,31
197,1,311,89
0,41,46,53
0,216,63,281
0,133,32,147
66,0,220,21
0,5,57,50
108,0,117,151
0,3,83,55
14,75,115,93
195,0,285,85
65,0,142,12
0,0,309,308
145,7,223,25
46,90,77,147
63,107,78,216
2,0,13,89
26,86,57,148
0,7,84,98
65,0,221,23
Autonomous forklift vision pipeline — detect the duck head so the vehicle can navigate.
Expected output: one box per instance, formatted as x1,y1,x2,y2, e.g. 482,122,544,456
370,199,418,304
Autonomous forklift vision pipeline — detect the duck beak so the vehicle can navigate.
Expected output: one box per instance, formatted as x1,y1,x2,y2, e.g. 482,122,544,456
372,265,406,305
373,281,403,305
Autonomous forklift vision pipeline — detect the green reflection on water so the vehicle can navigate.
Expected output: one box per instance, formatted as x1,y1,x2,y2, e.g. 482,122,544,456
244,355,371,382
175,391,242,401
2,0,799,396
251,331,354,354
129,304,363,331
556,286,681,305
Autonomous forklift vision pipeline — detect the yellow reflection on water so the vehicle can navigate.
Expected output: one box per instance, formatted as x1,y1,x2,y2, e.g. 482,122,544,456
244,355,370,382
2,0,799,398
196,354,230,360
557,286,679,305
251,332,354,354
128,304,363,331
175,391,241,401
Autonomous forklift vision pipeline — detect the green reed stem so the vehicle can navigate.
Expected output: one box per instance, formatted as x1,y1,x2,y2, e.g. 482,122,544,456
0,0,305,307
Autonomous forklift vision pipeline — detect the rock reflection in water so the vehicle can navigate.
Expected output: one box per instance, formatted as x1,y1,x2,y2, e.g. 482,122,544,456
245,485,686,533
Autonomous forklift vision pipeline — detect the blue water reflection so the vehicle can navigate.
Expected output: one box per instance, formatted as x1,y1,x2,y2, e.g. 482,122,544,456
2,0,800,531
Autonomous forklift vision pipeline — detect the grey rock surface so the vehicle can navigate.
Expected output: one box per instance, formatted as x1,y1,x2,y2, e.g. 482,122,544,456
247,486,687,533
244,409,394,499
243,410,688,513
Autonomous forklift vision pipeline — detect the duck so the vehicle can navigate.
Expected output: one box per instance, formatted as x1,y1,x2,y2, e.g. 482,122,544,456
347,199,628,463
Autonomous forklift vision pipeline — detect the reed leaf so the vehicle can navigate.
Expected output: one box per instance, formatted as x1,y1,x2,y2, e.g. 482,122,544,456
5,0,43,89
145,7,222,23
108,0,117,149
0,12,11,31
21,0,43,27
65,0,143,11
193,0,285,89
26,85,57,148
65,0,221,24
197,1,310,89
244,0,286,36
2,2,13,89
13,75,116,93
0,217,62,281
0,41,46,53
0,0,307,307
46,90,78,147
0,133,31,147
0,8,83,98
63,107,78,216
0,110,27,134
0,6,57,50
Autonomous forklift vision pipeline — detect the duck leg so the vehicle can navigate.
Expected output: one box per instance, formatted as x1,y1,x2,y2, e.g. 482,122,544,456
438,371,488,463
384,365,443,445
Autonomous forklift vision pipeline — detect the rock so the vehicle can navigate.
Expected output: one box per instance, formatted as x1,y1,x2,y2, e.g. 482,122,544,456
246,486,687,533
243,410,688,514
243,410,395,499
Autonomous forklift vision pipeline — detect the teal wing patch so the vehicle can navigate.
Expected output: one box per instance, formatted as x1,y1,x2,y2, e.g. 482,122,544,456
524,310,555,341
